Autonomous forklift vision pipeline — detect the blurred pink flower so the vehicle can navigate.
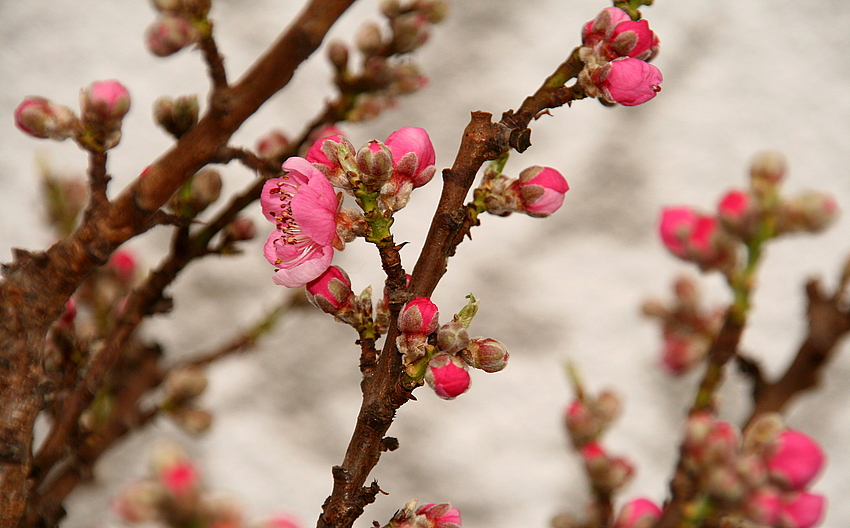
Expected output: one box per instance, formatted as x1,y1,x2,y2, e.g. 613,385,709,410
82,80,131,121
262,157,339,288
612,497,662,528
780,491,826,528
767,429,825,490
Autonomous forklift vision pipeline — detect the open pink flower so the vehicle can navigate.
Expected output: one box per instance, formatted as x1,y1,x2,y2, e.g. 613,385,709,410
416,503,462,528
597,58,663,106
262,157,339,288
385,126,437,188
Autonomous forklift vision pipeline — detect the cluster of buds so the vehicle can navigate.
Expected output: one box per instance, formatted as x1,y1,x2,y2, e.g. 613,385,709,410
641,276,724,374
682,413,826,528
15,80,131,151
576,7,662,106
113,443,302,528
660,152,839,274
154,94,200,138
326,0,446,122
385,499,461,528
395,296,508,400
146,0,211,57
563,385,634,498
160,365,212,434
479,164,570,218
261,127,435,288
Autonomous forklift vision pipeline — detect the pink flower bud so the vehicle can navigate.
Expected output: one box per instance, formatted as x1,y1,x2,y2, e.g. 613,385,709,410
661,334,710,374
743,488,782,526
459,337,509,373
306,266,354,315
425,353,471,399
55,297,77,330
582,7,631,46
512,166,569,217
14,97,78,141
416,502,462,528
256,130,292,160
581,442,634,492
779,492,826,528
750,150,787,188
596,58,663,106
385,126,437,188
717,189,760,241
146,13,199,57
612,498,662,528
659,207,735,270
564,399,599,447
112,480,163,523
108,249,137,283
356,21,384,55
159,459,199,497
609,19,659,60
398,296,439,335
766,429,825,490
81,80,131,123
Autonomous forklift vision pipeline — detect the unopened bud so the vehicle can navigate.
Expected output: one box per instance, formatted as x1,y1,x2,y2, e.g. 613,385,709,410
612,498,662,528
172,406,213,435
355,21,384,56
14,97,78,141
766,429,825,490
222,216,257,242
425,353,471,400
146,13,199,57
398,296,439,335
327,40,349,71
188,168,223,213
391,12,429,54
153,94,199,138
256,129,291,160
305,266,354,315
356,141,393,185
459,337,508,373
81,80,131,123
163,366,208,403
436,321,469,355
412,0,449,24
750,150,787,191
776,191,839,235
779,491,826,528
112,480,164,523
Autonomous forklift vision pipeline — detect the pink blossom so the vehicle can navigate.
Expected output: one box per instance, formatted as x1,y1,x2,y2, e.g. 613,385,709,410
159,460,198,496
597,58,663,106
306,265,353,314
262,157,339,288
766,429,825,490
262,513,302,528
717,189,752,224
661,334,708,374
398,296,440,335
416,503,462,528
780,492,826,528
612,498,662,528
425,353,471,399
513,166,569,217
82,80,131,121
385,126,437,188
659,206,698,258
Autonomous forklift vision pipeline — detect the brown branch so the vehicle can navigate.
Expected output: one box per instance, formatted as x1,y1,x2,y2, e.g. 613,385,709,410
743,278,850,427
0,1,357,524
318,52,588,527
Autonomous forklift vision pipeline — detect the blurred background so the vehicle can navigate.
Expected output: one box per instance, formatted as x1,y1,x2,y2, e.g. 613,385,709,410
1,1,849,526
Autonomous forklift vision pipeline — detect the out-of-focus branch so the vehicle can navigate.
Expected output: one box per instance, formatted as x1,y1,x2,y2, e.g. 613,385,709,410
742,275,850,427
0,1,357,524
